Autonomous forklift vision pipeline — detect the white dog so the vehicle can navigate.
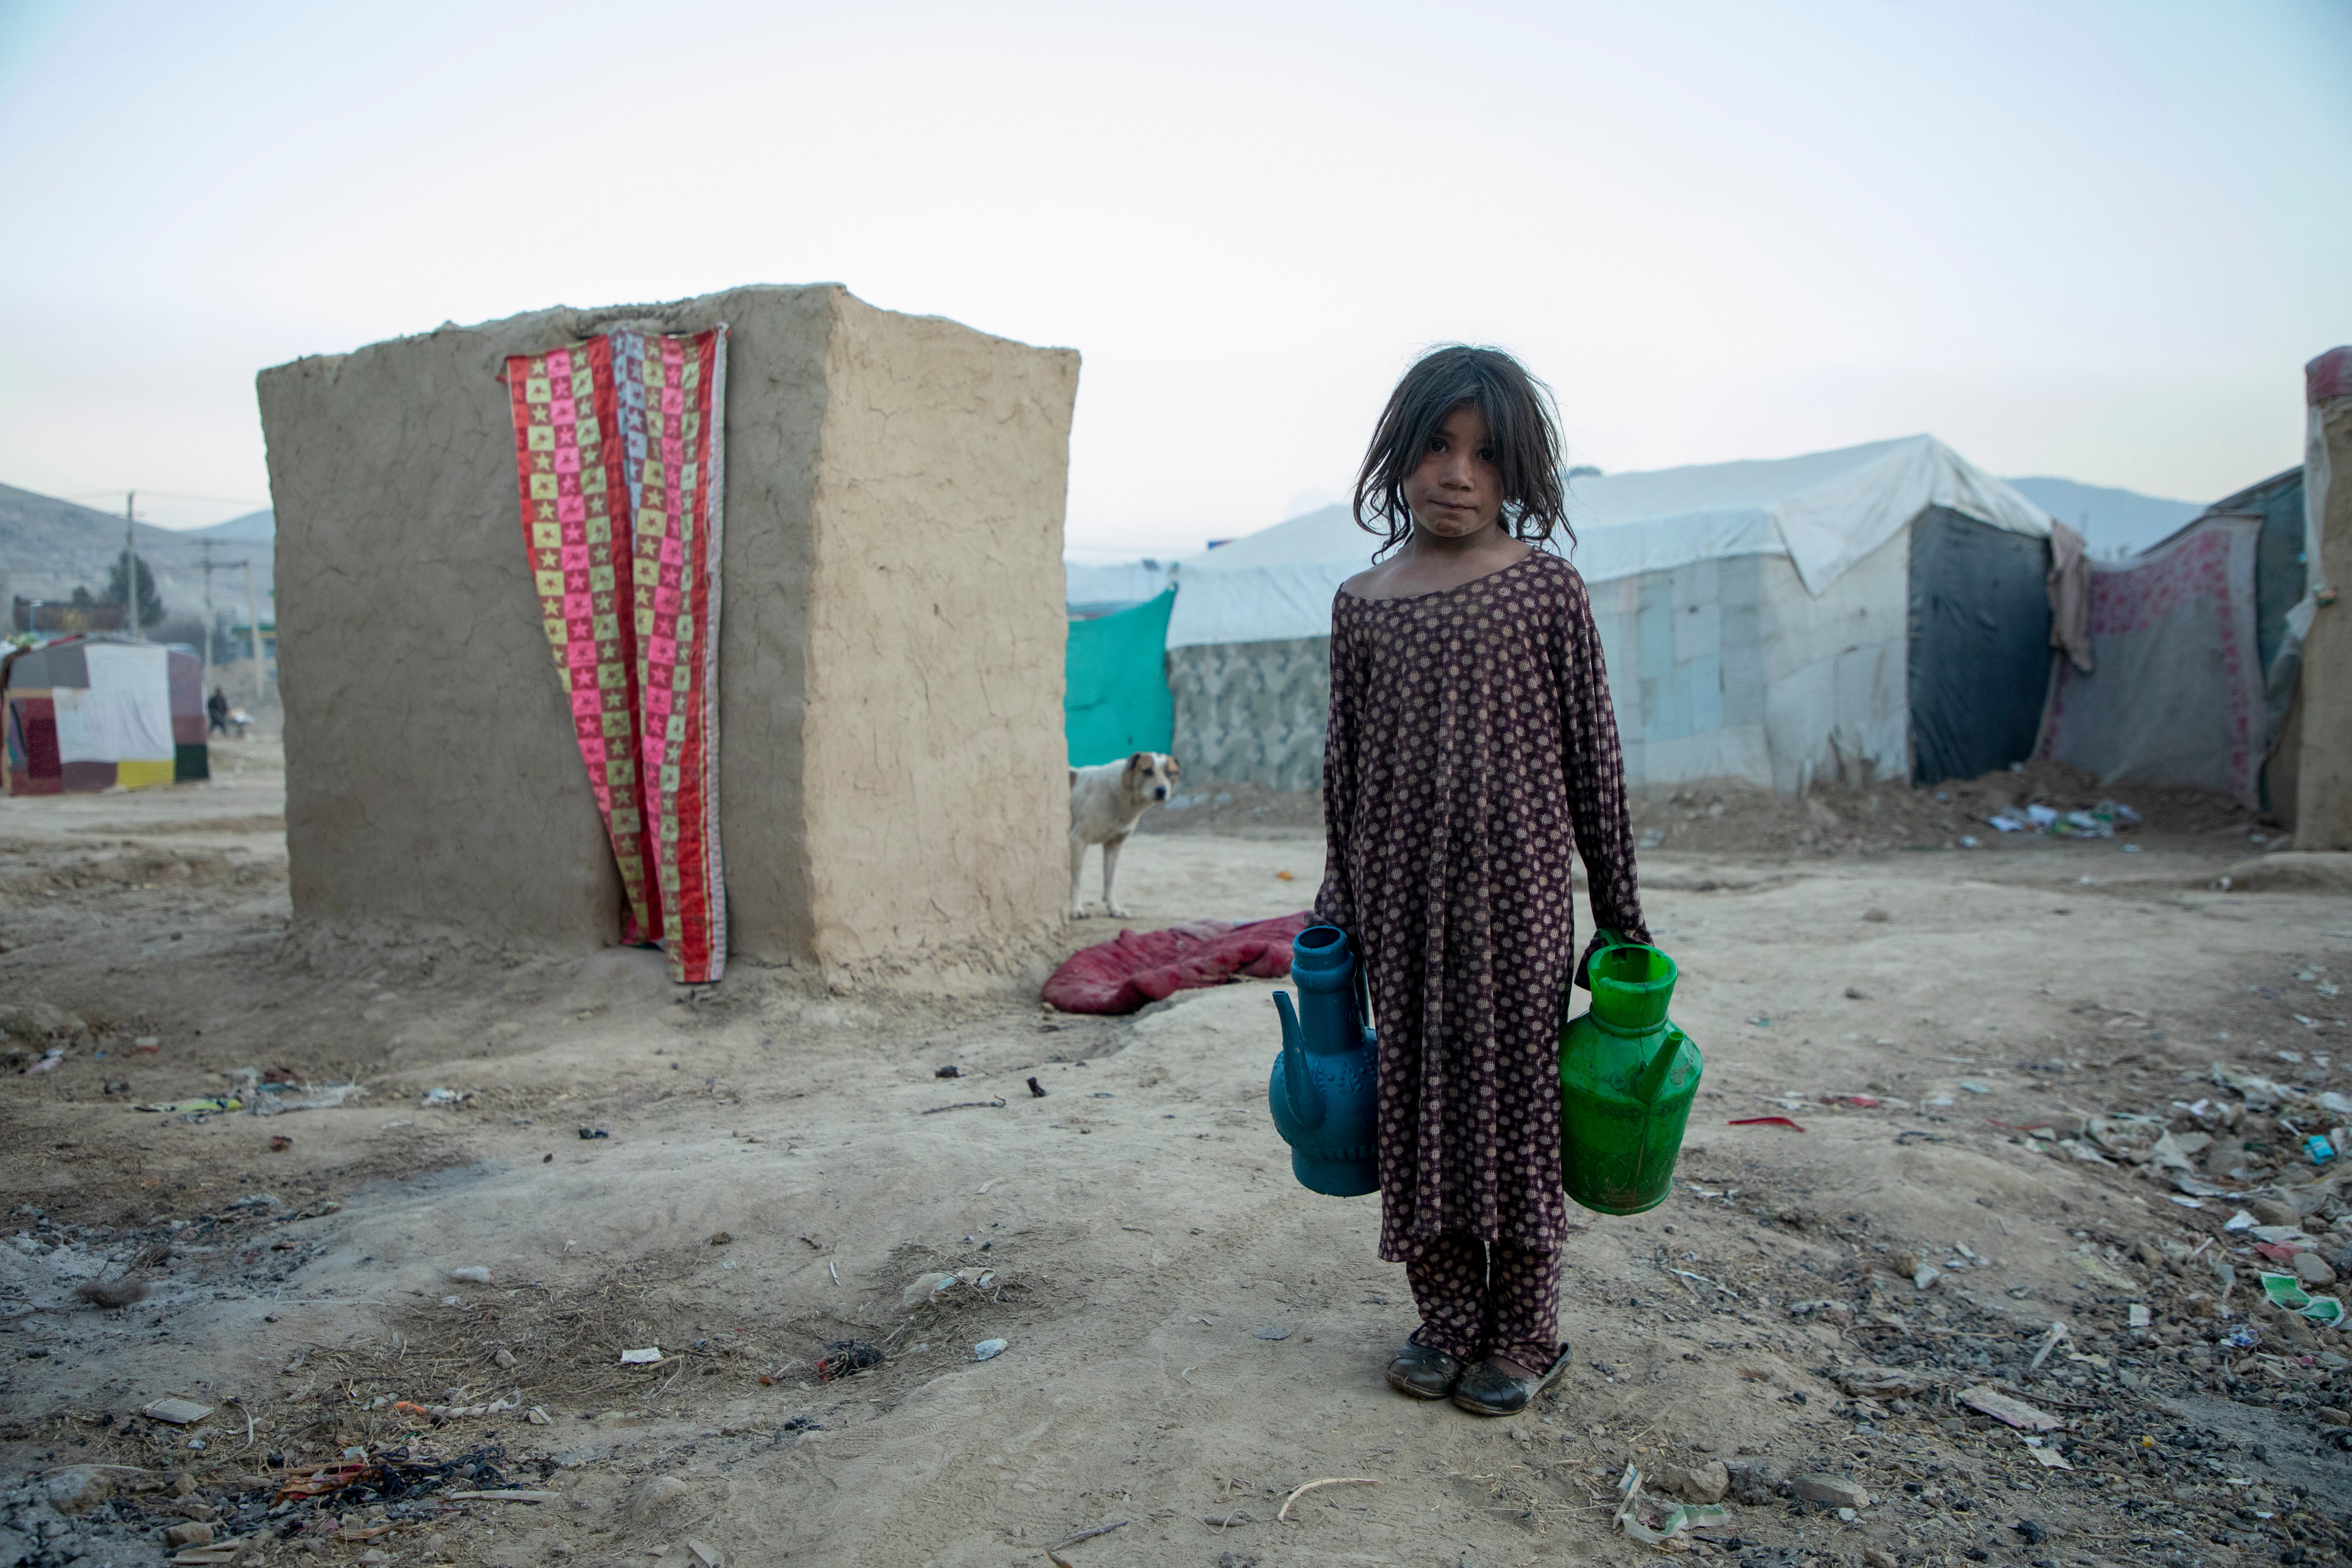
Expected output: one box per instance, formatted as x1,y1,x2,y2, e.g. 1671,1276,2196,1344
1068,751,1182,918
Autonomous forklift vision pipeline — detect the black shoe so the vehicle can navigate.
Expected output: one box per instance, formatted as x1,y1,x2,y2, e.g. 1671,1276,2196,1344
1451,1342,1573,1417
1385,1339,1465,1400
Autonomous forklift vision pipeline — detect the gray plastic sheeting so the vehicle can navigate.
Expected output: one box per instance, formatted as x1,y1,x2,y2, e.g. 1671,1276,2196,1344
1906,509,2053,787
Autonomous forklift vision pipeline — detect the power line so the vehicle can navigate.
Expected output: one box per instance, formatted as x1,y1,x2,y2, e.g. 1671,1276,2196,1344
61,489,270,508
100,531,273,553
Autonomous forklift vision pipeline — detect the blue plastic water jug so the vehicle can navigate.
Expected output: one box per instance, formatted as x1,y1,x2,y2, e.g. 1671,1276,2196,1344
1268,925,1380,1196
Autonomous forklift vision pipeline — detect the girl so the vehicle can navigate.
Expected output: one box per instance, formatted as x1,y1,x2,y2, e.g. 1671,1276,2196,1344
1315,344,1649,1418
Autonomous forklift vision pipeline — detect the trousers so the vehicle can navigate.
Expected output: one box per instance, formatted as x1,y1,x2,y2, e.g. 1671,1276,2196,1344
1404,1232,1561,1369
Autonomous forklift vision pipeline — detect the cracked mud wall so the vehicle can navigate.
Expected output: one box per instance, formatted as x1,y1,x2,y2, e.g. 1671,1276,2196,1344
257,285,1074,971
799,294,1078,969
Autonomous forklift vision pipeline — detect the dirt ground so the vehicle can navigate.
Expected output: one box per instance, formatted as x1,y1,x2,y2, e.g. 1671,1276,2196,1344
4,741,2351,1568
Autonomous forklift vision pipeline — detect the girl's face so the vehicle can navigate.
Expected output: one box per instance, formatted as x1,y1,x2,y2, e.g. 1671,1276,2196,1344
1403,402,1504,542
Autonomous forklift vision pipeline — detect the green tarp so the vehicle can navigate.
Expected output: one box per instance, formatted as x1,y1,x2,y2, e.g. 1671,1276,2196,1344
1065,588,1174,766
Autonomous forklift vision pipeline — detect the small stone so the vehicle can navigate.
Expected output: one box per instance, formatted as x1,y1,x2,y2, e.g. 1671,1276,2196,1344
2294,1251,2338,1287
42,1467,113,1516
2314,1406,2350,1427
899,1271,958,1309
628,1475,695,1526
166,1472,197,1499
2252,1198,2296,1227
164,1522,216,1549
1865,1551,1899,1568
1862,908,1890,923
1791,1473,1870,1510
1660,1461,1730,1504
1726,1462,1787,1505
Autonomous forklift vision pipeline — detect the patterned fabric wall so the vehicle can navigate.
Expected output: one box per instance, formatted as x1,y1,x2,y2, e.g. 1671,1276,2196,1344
1168,636,1331,791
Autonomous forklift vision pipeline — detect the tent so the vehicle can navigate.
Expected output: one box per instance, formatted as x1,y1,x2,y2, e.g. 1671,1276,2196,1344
2,636,208,795
1066,560,1175,620
1065,588,1175,766
1164,435,2056,794
2034,468,2308,813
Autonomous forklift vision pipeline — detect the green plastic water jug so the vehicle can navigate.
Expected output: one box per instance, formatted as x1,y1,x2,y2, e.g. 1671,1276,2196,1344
1558,932,1702,1216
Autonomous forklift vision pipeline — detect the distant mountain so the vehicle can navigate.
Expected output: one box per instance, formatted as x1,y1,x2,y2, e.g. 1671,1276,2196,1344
181,508,275,544
0,483,273,632
2002,476,2205,559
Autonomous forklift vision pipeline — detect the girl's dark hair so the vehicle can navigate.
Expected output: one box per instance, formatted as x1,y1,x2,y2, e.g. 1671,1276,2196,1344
1351,344,1569,558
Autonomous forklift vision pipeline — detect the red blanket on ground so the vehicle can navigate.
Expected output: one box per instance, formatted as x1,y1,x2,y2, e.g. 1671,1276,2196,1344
1042,912,1313,1014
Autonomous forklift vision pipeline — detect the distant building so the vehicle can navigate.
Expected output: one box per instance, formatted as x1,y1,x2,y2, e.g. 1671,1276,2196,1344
226,620,277,658
12,597,124,635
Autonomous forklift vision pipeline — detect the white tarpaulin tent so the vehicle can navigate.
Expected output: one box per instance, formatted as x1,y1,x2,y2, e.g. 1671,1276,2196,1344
55,643,174,764
1164,435,2058,794
1066,560,1176,617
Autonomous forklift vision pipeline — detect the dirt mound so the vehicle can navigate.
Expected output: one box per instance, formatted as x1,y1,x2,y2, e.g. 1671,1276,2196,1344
0,841,284,897
2210,851,2352,894
76,814,287,836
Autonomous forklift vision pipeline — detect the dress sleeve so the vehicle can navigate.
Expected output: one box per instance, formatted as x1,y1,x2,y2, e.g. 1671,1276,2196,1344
1554,568,1651,967
1312,595,1360,932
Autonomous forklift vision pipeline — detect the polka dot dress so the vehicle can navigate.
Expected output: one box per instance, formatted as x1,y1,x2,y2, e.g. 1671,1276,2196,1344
1404,1234,1562,1369
1314,553,1650,1281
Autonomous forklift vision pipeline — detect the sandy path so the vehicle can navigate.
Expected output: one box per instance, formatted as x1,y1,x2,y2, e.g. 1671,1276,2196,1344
3,765,2350,1567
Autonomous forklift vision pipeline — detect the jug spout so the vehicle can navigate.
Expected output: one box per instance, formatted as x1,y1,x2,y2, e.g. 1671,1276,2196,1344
1273,990,1326,1130
1634,1027,1689,1104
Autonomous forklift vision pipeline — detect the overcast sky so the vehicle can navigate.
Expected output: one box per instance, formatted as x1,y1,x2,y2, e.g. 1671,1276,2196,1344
2,0,2346,557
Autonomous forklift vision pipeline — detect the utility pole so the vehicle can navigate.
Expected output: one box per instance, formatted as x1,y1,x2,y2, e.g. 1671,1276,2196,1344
124,491,140,640
243,560,265,702
197,540,218,697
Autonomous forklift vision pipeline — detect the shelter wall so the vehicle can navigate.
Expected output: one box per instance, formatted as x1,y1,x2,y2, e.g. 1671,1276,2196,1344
2228,470,2311,819
797,294,1078,966
2296,392,2352,850
2034,515,2265,808
261,306,631,953
1066,590,1175,768
1165,536,1917,800
259,285,1075,972
1905,507,2052,786
1587,556,1771,793
1168,636,1331,791
1755,530,1910,792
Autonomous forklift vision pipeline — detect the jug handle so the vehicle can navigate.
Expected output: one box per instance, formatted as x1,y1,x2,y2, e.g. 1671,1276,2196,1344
1633,1026,1688,1104
1574,927,1630,992
1351,936,1377,1049
1273,990,1327,1129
